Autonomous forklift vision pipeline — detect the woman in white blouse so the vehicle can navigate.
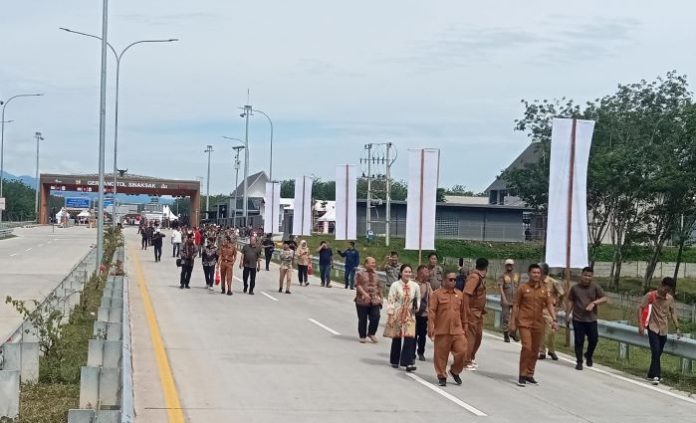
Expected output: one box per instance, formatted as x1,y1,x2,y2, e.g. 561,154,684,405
384,264,421,372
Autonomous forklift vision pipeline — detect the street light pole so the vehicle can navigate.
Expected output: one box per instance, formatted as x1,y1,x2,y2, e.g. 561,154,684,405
204,145,213,215
60,28,178,228
0,93,43,223
96,0,109,269
251,109,273,181
241,105,252,228
34,132,44,220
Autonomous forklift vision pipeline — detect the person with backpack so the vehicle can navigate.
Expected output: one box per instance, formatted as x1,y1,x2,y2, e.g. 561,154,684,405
638,277,681,385
463,258,488,370
565,267,608,370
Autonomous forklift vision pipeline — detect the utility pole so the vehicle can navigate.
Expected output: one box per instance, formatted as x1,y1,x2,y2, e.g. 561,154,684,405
34,132,43,220
365,144,373,235
232,145,244,227
385,142,392,246
204,145,213,215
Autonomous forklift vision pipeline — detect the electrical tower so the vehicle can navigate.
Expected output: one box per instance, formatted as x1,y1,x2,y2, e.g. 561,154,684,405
360,142,397,246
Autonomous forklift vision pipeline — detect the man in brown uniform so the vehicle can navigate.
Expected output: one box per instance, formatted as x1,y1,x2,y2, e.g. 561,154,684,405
463,258,488,370
218,236,237,295
539,263,564,360
355,257,384,343
427,252,444,290
510,263,557,386
498,259,520,343
428,272,468,387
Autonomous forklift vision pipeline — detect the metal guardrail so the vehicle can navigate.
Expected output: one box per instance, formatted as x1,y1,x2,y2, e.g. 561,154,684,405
67,245,133,422
485,294,696,371
0,228,12,239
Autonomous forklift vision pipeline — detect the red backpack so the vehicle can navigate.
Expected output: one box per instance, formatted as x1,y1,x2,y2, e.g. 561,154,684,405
641,290,657,328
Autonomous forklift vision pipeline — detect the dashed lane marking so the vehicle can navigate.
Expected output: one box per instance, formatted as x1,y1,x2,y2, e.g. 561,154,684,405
308,318,341,336
406,373,488,416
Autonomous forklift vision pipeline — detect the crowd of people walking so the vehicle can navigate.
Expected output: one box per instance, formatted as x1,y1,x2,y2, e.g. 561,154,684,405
136,223,680,389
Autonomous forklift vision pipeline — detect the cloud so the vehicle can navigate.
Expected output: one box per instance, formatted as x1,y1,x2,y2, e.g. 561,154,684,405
387,17,641,71
116,12,221,26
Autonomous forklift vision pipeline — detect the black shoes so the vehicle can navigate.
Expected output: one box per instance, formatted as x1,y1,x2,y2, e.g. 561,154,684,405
549,352,559,361
278,288,283,293
575,362,583,370
391,364,399,368
180,285,184,289
285,290,291,294
405,365,417,372
418,354,426,362
243,287,248,293
504,333,510,343
517,377,526,387
438,378,447,387
227,291,233,296
585,354,593,367
185,286,190,289
221,288,226,294
538,353,546,360
525,376,538,385
510,332,520,342
449,371,462,385
248,291,254,295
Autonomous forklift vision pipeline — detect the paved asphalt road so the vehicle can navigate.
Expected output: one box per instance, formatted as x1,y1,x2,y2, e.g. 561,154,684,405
126,228,696,423
0,225,95,342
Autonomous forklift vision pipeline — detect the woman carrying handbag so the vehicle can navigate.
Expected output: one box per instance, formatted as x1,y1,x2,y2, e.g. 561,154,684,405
384,264,421,371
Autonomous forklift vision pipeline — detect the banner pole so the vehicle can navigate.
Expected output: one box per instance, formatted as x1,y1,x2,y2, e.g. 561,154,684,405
418,149,425,265
345,165,349,240
564,118,577,345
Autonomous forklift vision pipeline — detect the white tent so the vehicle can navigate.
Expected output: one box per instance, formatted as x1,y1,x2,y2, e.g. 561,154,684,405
77,210,91,217
317,207,336,222
163,205,179,221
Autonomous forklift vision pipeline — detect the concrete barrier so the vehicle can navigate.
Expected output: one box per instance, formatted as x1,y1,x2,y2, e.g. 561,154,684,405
68,409,120,423
1,342,39,383
87,340,122,368
79,367,121,409
0,370,20,419
93,322,122,341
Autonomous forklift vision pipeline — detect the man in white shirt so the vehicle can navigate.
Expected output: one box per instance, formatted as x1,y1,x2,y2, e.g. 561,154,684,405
171,228,182,257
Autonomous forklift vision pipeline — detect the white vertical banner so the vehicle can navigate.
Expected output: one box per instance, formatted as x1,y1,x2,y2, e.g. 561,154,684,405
335,164,357,241
405,148,440,251
545,118,595,268
263,181,281,234
292,176,313,236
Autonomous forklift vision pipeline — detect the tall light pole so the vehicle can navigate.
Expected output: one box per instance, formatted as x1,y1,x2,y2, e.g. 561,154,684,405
0,93,43,223
34,132,44,220
251,109,274,181
204,145,213,215
96,0,109,269
60,27,178,228
240,105,252,227
222,136,245,227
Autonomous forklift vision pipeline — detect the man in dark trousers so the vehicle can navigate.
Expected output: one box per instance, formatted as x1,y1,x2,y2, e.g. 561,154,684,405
565,267,607,370
151,228,165,262
316,241,333,287
261,234,275,271
338,241,360,290
240,236,262,294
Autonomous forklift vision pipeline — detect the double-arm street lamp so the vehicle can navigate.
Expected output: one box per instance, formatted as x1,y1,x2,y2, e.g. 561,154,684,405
0,93,44,223
60,28,178,227
34,132,44,220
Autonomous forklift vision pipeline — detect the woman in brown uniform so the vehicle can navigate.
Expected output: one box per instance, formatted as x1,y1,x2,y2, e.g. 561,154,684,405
278,241,295,294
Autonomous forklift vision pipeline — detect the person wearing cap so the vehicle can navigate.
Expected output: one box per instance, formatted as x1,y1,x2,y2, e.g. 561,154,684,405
539,263,565,360
498,259,520,343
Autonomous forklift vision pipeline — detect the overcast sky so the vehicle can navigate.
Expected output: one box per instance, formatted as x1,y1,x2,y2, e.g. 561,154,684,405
1,1,693,195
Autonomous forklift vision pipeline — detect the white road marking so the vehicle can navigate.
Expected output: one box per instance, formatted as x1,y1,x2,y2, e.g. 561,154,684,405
9,253,17,257
406,373,488,416
261,292,279,302
308,318,341,336
24,248,32,252
482,331,696,405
